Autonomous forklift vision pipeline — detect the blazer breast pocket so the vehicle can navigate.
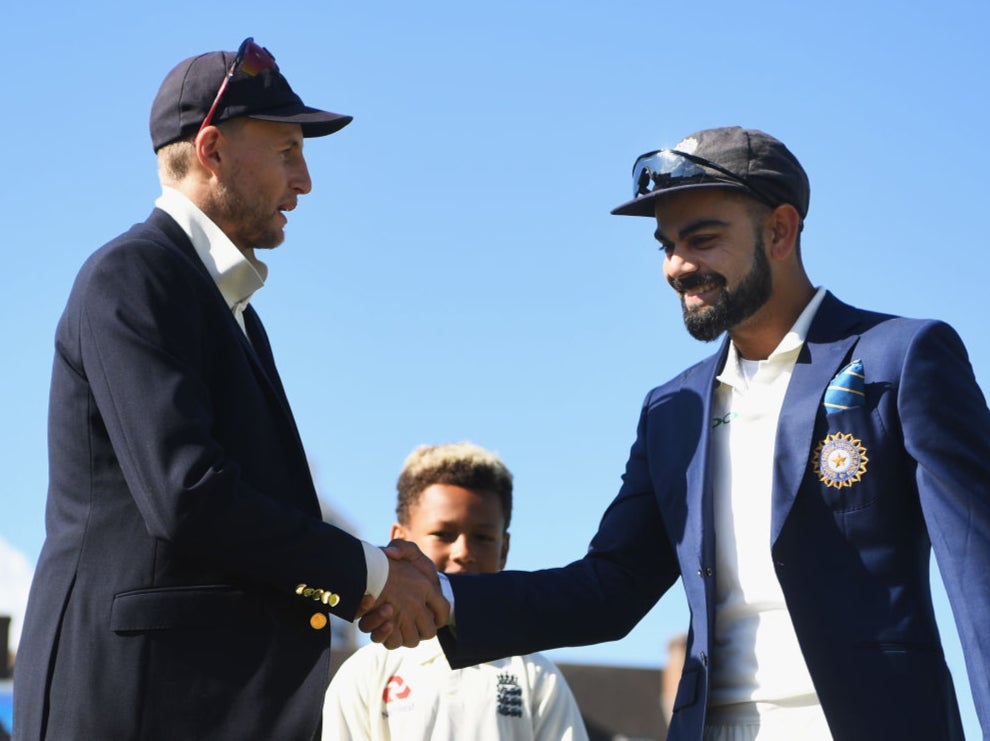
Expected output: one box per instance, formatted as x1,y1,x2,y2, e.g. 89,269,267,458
808,406,886,513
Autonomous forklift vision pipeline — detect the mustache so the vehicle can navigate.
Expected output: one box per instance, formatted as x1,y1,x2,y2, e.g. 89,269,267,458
668,272,726,294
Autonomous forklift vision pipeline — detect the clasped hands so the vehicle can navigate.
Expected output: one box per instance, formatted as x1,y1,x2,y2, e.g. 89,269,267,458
356,539,450,649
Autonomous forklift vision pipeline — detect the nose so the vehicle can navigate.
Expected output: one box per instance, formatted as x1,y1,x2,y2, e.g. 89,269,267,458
664,246,697,282
450,535,475,566
291,155,312,195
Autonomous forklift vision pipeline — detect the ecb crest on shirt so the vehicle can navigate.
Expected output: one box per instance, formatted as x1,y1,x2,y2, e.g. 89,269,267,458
496,672,523,718
813,432,869,488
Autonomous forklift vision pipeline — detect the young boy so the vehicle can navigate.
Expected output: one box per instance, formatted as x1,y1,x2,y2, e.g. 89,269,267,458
324,442,588,740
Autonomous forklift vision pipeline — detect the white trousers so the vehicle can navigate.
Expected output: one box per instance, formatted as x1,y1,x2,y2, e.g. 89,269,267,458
703,700,833,741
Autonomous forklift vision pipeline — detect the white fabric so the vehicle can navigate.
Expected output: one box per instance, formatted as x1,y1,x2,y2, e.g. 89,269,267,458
437,572,454,618
707,288,830,719
361,543,389,600
155,187,267,334
703,699,833,741
324,637,588,741
155,187,387,600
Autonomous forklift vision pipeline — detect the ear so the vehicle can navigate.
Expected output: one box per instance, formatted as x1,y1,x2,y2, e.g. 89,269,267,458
390,523,408,541
499,531,510,570
194,126,225,176
764,204,801,261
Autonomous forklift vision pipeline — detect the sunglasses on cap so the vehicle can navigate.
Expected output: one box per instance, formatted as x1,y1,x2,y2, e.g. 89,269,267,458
630,149,774,207
199,37,279,133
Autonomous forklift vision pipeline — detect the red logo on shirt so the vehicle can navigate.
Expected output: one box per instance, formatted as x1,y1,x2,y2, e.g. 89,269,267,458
383,674,411,703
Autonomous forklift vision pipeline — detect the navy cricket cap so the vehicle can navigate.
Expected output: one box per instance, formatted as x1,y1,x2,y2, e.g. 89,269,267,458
610,127,809,219
150,41,352,152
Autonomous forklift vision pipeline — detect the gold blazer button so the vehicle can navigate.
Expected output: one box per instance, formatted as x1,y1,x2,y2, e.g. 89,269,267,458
310,612,328,630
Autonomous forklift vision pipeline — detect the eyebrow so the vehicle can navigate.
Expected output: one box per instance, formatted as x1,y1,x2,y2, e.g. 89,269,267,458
427,518,502,532
654,217,731,244
277,131,304,147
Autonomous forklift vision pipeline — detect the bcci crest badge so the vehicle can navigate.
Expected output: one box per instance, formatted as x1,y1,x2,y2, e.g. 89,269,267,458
813,432,869,488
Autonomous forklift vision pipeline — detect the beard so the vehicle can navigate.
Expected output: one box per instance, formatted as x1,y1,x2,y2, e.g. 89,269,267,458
212,168,285,251
671,235,772,342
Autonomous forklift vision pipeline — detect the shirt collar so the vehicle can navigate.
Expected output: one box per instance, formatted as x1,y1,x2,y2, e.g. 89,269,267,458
718,286,828,388
155,186,268,311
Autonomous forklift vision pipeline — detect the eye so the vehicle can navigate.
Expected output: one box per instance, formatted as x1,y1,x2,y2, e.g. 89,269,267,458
688,233,718,250
431,531,456,544
655,236,674,255
280,143,302,162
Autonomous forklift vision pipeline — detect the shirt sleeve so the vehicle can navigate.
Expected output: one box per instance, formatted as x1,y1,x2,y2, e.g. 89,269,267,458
361,541,389,599
526,653,589,741
323,648,375,741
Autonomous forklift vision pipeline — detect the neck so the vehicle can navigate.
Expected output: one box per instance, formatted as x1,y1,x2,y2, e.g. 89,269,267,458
729,279,816,360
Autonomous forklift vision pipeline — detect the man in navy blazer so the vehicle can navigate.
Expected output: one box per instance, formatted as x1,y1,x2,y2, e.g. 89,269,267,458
14,39,447,741
368,127,990,738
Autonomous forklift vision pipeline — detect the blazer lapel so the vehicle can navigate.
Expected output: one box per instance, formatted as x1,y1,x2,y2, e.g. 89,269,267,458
241,305,310,454
243,306,290,405
685,341,730,596
770,293,862,546
146,210,319,513
148,209,295,415
241,306,320,513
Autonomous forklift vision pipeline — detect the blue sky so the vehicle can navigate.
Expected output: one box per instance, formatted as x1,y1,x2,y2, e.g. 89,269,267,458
3,1,988,736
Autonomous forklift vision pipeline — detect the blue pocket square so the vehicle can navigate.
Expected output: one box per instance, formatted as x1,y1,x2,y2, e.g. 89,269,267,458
823,359,865,413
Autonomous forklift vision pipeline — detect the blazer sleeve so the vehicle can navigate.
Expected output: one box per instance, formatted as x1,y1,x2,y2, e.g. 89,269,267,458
898,320,990,729
440,399,681,667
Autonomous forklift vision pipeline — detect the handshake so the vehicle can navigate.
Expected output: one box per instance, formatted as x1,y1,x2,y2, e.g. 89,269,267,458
356,539,450,650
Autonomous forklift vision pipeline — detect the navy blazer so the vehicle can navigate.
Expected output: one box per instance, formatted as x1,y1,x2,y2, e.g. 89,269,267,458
15,210,367,740
440,292,990,740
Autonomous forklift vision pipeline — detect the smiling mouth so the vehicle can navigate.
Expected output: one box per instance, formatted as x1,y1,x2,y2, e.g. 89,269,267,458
682,279,720,298
674,276,724,310
670,272,724,294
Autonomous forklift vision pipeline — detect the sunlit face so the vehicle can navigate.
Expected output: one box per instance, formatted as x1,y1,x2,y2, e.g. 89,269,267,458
391,484,509,575
211,119,312,251
653,189,772,341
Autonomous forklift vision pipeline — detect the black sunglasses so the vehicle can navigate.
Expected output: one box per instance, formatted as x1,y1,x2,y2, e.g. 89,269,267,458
630,148,774,207
198,37,279,133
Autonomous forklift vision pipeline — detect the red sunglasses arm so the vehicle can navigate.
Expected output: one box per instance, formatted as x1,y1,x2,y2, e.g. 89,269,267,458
198,64,237,133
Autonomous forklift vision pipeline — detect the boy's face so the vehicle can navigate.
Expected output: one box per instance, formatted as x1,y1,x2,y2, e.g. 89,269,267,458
391,484,509,574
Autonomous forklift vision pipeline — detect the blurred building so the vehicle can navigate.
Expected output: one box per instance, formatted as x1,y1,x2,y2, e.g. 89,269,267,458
0,617,10,681
661,633,688,725
555,660,666,740
1,616,12,740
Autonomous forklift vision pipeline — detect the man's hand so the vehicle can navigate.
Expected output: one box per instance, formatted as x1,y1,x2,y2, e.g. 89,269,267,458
357,539,449,649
